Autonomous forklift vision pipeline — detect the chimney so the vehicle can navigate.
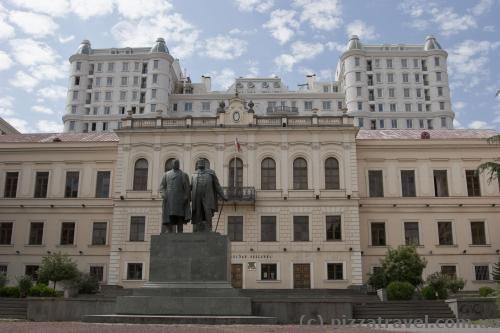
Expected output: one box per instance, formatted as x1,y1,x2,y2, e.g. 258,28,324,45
306,74,316,90
201,75,211,92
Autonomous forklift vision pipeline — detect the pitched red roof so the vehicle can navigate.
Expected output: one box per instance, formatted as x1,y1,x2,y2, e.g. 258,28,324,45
356,129,498,140
0,132,119,143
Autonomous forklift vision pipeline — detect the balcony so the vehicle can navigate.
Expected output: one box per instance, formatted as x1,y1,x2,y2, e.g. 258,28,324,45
423,81,429,86
266,106,299,114
223,186,255,204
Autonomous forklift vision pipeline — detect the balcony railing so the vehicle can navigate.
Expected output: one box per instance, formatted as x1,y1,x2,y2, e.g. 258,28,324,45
223,186,255,203
266,106,299,114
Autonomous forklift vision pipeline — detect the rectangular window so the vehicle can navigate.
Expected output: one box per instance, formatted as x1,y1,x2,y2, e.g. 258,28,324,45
354,57,360,66
90,266,104,282
417,103,423,112
376,73,381,83
326,215,341,241
327,263,343,280
337,101,343,109
304,101,313,110
404,222,420,245
391,119,398,128
355,72,361,81
357,102,363,111
371,222,386,246
184,102,192,112
228,216,243,242
441,265,456,278
374,59,380,67
405,103,411,112
437,87,443,96
440,102,445,110
323,86,329,92
401,170,416,197
72,90,78,100
389,104,396,113
60,222,75,245
129,216,145,242
465,170,481,196
120,91,126,101
402,73,409,83
76,62,81,71
96,63,102,72
358,118,364,127
201,102,211,111
470,221,486,245
387,73,394,83
104,106,111,114
102,122,108,131
416,88,421,98
133,76,139,86
322,101,331,110
419,119,425,129
377,88,382,98
105,91,112,101
34,172,49,198
151,104,156,113
356,87,362,97
414,73,420,83
25,265,39,281
106,77,113,86
261,263,277,280
0,222,13,245
121,77,128,86
64,171,79,198
434,57,440,66
438,221,453,245
151,89,157,99
413,58,419,68
386,59,392,68
4,172,18,198
95,171,111,198
74,76,80,86
29,222,44,245
293,216,309,241
107,62,114,72
261,216,276,242
406,119,413,128
379,119,384,128
134,62,140,71
401,58,408,68
127,263,143,280
433,170,449,197
474,265,490,281
0,265,6,273
404,88,410,98
368,170,384,197
388,88,395,98
122,62,128,71
153,60,159,69
436,72,442,81
92,222,107,245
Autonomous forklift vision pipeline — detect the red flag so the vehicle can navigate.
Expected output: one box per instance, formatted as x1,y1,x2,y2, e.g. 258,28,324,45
235,138,241,152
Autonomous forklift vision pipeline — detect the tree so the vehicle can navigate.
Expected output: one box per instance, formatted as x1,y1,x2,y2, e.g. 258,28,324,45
381,246,427,287
492,260,500,282
477,135,500,183
38,252,78,289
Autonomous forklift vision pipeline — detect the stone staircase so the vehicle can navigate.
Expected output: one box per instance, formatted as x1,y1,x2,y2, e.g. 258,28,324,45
241,288,380,302
0,298,27,319
353,300,456,322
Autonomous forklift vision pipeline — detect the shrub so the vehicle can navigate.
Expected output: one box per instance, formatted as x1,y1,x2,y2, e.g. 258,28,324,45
448,278,465,293
479,286,495,297
38,252,79,289
368,268,387,289
386,281,415,300
73,272,99,294
421,285,437,300
28,283,58,297
381,246,427,287
0,286,20,298
16,275,33,298
0,273,8,288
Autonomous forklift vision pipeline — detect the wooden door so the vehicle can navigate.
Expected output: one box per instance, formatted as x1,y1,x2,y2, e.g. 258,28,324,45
231,264,243,288
293,263,311,289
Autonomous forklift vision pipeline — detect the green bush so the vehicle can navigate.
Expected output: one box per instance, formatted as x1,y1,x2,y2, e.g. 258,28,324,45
421,285,437,300
448,278,465,293
0,286,20,298
479,286,495,297
38,252,78,289
16,275,33,298
0,273,8,288
28,283,58,297
368,268,387,289
378,246,427,287
426,273,449,299
73,272,99,294
386,281,415,300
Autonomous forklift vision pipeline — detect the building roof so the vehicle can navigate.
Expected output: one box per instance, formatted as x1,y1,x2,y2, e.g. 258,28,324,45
0,132,119,143
0,117,20,135
357,129,498,140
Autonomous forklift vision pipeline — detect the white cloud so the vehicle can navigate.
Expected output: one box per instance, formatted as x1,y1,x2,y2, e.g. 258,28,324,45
31,105,55,115
293,0,342,31
69,0,114,20
204,35,247,60
0,96,14,116
448,40,500,79
32,63,68,81
453,101,466,110
36,119,63,133
9,70,39,91
111,12,200,58
229,28,257,36
9,38,59,66
115,0,173,19
274,40,325,72
207,68,236,90
8,0,70,17
325,41,346,53
0,4,15,40
430,7,476,36
468,120,489,129
37,85,67,100
483,25,495,32
263,9,299,44
0,51,13,71
58,35,75,43
235,0,274,13
345,20,378,41
470,0,494,16
9,10,59,38
245,60,259,77
5,117,30,133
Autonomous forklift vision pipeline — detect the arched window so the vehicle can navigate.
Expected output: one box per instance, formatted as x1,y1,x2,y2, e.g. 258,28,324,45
293,158,308,190
228,158,243,188
165,158,176,172
196,158,210,170
325,157,340,190
261,158,276,190
133,158,148,191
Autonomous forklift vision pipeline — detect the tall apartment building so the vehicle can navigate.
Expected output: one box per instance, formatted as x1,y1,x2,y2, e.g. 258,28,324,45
63,35,454,133
336,35,454,130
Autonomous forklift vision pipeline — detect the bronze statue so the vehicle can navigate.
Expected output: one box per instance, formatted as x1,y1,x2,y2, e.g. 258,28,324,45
191,159,227,232
159,159,191,233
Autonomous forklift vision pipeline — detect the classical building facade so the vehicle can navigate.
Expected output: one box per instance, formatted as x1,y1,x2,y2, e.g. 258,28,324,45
63,35,453,134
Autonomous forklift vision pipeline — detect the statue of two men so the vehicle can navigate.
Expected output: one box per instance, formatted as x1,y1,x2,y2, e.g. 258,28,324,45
159,159,227,233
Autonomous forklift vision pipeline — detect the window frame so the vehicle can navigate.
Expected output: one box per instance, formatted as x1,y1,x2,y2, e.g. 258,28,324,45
293,216,310,242
227,216,244,242
129,216,146,242
132,158,149,191
260,216,277,242
370,222,386,246
59,221,76,246
324,157,340,190
292,157,308,190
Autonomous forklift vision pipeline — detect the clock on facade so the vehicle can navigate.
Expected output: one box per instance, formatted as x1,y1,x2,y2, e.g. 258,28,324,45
232,111,241,122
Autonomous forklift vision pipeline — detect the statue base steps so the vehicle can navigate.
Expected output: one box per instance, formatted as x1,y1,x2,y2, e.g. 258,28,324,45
82,314,277,325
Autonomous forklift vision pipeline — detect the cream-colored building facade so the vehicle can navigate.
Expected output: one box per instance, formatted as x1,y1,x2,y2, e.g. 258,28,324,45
1,103,499,290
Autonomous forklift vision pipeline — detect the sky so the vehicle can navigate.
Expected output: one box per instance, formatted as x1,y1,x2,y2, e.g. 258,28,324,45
0,0,499,133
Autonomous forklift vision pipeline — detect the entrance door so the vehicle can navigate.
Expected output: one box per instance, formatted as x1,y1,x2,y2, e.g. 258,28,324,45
231,264,243,288
293,263,311,289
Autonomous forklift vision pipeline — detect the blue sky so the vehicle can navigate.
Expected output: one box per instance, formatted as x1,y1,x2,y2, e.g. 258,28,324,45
0,0,499,133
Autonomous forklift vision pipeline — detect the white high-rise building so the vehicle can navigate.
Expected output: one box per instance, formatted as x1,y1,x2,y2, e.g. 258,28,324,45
63,35,454,133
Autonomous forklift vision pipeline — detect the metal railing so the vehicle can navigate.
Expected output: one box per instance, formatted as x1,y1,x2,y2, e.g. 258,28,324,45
266,106,299,114
223,186,255,203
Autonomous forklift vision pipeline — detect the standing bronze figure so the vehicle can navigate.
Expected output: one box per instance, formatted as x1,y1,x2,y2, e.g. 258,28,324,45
191,159,227,232
159,159,191,233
